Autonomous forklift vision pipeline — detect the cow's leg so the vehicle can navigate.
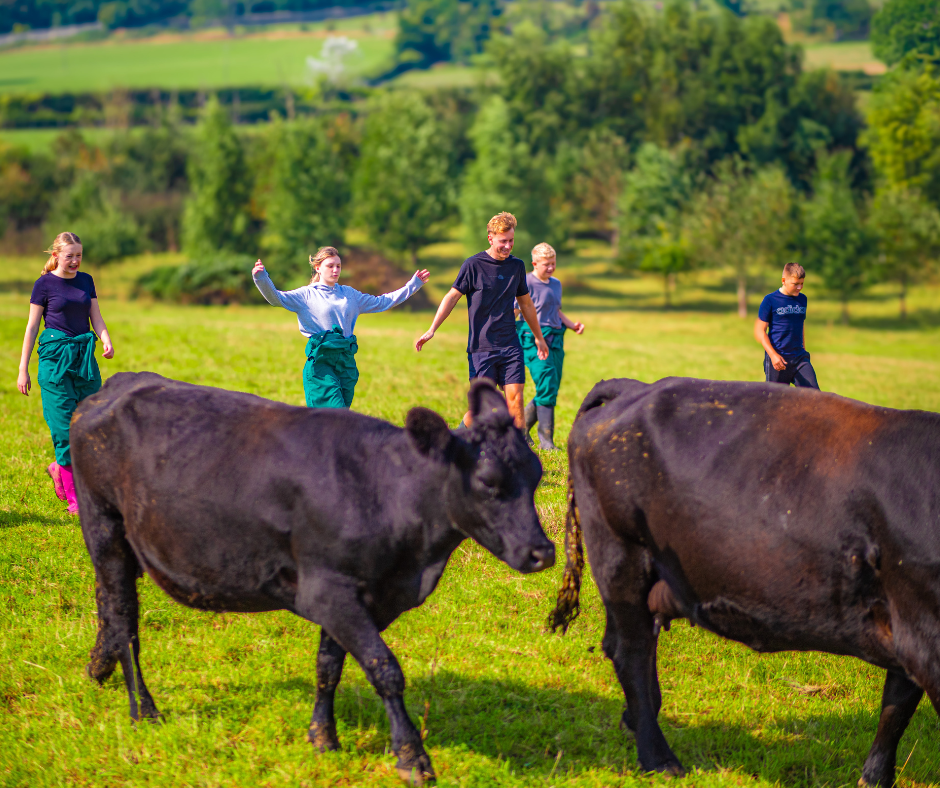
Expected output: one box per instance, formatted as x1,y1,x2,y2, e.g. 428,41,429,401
297,582,433,785
603,600,683,776
859,670,924,788
80,493,159,722
307,629,346,752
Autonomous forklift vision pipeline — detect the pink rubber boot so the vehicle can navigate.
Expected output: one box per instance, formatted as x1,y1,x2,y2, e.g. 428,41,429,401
46,462,66,501
59,465,79,515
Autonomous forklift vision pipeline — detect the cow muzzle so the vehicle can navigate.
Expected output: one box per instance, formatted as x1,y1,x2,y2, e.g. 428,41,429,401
509,537,556,574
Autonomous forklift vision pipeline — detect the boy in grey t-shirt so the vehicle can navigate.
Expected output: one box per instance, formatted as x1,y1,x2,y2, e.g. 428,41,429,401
514,243,584,449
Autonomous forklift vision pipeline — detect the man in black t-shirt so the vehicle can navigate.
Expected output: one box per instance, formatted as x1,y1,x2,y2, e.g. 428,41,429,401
416,212,549,430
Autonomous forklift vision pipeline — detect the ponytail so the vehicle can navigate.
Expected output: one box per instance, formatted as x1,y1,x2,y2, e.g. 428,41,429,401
309,246,340,285
42,232,82,276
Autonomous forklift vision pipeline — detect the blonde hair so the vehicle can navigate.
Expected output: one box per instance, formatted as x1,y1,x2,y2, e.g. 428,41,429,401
487,212,517,235
531,242,556,261
42,232,82,275
783,262,806,279
309,246,341,284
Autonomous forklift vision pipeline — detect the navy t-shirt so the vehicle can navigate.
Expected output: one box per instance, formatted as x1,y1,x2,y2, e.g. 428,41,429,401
30,271,97,337
453,252,529,352
758,290,807,359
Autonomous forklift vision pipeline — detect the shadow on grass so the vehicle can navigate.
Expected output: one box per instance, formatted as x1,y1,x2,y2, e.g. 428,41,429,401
165,666,935,785
0,508,65,529
0,280,36,294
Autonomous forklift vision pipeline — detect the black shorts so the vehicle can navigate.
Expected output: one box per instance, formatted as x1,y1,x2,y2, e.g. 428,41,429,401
468,346,526,386
764,353,819,389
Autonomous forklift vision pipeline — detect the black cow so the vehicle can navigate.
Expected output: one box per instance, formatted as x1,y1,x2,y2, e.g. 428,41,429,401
550,377,939,787
71,372,554,785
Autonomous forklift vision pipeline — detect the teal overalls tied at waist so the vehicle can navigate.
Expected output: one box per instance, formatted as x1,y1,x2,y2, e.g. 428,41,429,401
303,326,359,409
517,323,566,407
36,329,101,465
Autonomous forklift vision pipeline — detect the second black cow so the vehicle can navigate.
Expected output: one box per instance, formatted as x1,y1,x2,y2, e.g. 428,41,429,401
72,373,554,785
551,377,938,787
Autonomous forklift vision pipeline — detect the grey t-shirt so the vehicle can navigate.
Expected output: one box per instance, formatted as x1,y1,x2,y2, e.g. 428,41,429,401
522,273,563,328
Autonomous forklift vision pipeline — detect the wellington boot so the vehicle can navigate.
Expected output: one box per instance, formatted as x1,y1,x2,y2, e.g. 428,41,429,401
536,406,559,451
524,400,537,434
60,464,79,515
46,462,66,501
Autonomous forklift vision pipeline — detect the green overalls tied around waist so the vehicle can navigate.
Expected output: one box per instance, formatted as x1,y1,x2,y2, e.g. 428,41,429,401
517,323,566,407
303,326,359,409
36,328,101,466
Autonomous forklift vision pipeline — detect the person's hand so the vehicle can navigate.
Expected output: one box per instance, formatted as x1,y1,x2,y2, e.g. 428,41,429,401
770,352,787,371
252,260,265,276
17,369,30,396
415,330,435,351
102,341,114,360
536,337,549,361
416,269,430,284
573,321,585,335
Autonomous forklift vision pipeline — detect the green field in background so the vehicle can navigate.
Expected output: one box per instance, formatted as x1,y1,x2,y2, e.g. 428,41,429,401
0,17,396,94
802,40,883,73
1,247,937,786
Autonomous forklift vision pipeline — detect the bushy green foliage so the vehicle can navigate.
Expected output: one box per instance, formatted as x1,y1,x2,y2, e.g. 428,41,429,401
869,188,940,317
791,0,872,40
261,116,353,276
802,152,871,323
182,98,256,259
460,96,554,257
394,0,503,71
352,91,456,264
135,256,262,304
872,0,940,68
0,141,57,238
864,66,940,208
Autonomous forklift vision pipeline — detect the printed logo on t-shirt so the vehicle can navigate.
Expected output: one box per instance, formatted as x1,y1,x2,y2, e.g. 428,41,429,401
498,275,505,280
775,304,806,316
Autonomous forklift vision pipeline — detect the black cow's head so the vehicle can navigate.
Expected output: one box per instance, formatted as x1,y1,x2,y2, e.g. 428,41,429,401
406,379,555,574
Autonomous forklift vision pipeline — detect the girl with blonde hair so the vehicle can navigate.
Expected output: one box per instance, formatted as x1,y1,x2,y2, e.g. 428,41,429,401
17,232,115,514
252,248,429,408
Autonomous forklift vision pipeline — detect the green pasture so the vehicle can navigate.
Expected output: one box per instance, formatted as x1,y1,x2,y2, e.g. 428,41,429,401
801,40,883,74
1,248,938,787
0,18,396,94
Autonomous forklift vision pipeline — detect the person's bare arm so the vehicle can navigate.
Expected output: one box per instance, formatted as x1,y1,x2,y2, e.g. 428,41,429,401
17,303,43,395
517,295,549,360
415,288,463,351
90,298,114,359
558,309,584,334
754,318,786,371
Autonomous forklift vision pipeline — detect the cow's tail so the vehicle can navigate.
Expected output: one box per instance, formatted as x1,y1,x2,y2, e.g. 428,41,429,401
548,476,584,634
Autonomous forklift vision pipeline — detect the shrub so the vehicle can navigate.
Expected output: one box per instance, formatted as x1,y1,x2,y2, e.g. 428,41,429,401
135,257,263,305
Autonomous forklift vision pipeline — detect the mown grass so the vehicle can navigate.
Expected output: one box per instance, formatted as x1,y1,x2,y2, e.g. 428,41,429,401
1,248,938,787
801,40,884,74
0,16,396,94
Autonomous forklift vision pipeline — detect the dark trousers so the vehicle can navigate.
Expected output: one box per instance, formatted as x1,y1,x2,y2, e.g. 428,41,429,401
764,353,819,389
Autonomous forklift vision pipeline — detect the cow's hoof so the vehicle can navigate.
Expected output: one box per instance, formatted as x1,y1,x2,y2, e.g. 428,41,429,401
395,765,436,786
85,658,116,685
395,746,435,786
307,722,340,752
659,762,685,778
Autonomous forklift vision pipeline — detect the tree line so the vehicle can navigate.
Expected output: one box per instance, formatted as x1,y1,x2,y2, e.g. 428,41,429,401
3,0,940,318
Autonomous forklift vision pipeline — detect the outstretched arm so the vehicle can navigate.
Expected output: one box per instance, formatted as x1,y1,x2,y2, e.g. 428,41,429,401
17,303,43,396
252,260,307,312
356,270,430,314
754,318,786,371
558,309,584,334
517,295,549,360
415,288,462,352
90,299,114,359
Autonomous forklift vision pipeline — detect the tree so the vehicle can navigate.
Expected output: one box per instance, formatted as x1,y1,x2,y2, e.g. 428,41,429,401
802,152,871,323
872,0,940,68
394,0,503,71
460,95,555,256
864,66,940,208
869,188,940,318
182,97,255,259
262,117,352,277
685,159,796,317
617,143,692,305
352,92,456,266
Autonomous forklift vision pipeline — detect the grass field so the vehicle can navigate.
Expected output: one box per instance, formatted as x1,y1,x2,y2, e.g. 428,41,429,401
802,41,885,75
2,246,938,787
0,17,396,94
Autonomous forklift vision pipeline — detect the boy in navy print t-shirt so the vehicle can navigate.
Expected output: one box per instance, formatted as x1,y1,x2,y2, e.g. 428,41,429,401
754,262,819,389
415,212,549,430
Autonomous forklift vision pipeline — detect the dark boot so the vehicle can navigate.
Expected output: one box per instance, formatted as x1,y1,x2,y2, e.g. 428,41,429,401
536,405,559,451
524,400,537,447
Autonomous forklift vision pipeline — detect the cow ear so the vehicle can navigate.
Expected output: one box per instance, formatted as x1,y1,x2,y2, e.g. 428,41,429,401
468,379,510,424
406,407,453,458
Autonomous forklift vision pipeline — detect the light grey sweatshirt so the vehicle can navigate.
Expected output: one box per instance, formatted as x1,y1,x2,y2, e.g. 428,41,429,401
253,270,425,338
